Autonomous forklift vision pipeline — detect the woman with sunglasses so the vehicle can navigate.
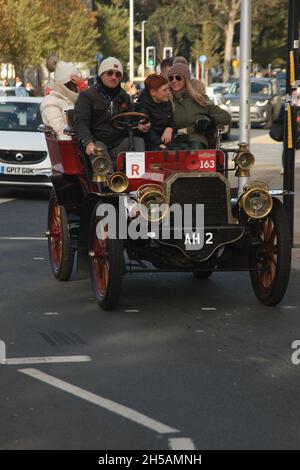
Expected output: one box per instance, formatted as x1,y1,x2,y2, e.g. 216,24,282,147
168,62,231,149
73,57,146,160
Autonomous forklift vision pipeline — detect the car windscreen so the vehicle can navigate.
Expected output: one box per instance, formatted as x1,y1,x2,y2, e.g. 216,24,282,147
0,101,42,132
228,82,272,96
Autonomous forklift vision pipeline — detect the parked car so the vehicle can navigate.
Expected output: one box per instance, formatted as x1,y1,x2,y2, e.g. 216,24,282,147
207,82,232,96
224,78,282,128
0,97,52,188
0,86,28,97
206,89,231,140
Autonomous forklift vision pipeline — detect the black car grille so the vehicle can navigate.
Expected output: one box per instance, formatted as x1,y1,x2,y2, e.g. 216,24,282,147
0,149,47,164
169,176,229,225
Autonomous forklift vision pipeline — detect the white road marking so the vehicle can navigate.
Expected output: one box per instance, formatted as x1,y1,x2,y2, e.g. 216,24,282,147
34,257,45,260
0,340,6,364
0,237,46,240
0,198,15,204
201,307,216,311
5,356,91,365
43,312,60,316
19,368,179,435
124,309,139,313
168,437,196,450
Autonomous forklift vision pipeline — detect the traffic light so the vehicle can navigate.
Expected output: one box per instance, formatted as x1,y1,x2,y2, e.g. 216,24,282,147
146,46,156,68
163,47,173,59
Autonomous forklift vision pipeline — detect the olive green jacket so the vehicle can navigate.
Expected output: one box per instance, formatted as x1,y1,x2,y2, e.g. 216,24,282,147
173,93,231,147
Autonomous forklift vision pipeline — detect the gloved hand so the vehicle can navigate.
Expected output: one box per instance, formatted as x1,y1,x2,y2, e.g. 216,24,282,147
195,114,212,132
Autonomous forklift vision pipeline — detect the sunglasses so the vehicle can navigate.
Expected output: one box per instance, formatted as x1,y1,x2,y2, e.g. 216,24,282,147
169,75,183,82
106,70,122,79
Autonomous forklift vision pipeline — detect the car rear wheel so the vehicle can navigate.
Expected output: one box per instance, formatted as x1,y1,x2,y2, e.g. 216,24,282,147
48,189,75,281
249,198,291,305
90,206,123,310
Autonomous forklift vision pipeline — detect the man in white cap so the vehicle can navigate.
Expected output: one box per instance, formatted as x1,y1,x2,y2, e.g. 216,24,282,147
73,57,147,160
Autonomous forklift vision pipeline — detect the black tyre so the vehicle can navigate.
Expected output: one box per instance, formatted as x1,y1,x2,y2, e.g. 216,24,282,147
90,206,123,310
193,270,213,280
48,189,75,281
249,198,291,305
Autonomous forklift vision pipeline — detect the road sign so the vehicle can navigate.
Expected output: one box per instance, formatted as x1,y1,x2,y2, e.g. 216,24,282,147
96,52,103,62
199,55,207,64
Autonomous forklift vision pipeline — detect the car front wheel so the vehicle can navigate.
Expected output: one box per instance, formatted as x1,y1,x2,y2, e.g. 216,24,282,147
249,198,291,305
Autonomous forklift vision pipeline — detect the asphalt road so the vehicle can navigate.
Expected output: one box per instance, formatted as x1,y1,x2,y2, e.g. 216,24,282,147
1,130,300,450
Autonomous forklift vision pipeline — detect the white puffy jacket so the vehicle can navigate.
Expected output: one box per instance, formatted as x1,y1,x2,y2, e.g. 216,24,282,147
40,83,78,140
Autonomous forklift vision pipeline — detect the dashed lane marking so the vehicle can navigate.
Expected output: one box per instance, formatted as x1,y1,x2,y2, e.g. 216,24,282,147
0,237,46,240
168,438,196,450
0,199,15,204
3,356,91,365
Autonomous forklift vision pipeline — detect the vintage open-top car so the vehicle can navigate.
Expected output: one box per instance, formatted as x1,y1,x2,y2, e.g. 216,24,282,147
40,110,291,310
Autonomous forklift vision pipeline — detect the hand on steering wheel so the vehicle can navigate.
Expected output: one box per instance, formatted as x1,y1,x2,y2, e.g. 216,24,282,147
110,112,150,131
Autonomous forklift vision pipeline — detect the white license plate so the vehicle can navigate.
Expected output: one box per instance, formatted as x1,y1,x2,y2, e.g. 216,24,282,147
230,106,239,112
0,165,35,175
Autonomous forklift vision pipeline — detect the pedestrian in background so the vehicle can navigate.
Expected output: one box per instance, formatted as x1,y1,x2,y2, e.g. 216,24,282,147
15,75,23,87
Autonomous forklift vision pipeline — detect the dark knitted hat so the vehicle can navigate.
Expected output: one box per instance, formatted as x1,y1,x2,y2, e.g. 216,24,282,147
168,63,191,81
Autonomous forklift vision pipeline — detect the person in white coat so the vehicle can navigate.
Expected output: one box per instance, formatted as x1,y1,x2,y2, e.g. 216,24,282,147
40,56,84,140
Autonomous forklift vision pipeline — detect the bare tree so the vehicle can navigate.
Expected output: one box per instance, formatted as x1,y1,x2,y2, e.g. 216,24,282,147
210,0,241,81
184,0,240,80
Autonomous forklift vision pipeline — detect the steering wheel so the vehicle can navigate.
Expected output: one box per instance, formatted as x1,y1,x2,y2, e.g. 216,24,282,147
110,112,149,130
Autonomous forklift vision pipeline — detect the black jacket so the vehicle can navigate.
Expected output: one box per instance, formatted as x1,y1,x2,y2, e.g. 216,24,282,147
73,78,132,149
135,89,176,147
269,103,284,142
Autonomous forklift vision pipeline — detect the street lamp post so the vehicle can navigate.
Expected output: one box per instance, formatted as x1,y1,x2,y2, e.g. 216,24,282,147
238,0,251,195
141,20,147,78
129,0,134,80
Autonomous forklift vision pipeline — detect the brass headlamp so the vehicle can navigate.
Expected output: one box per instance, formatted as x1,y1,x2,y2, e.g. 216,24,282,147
137,184,168,222
90,147,111,182
239,181,273,219
234,142,255,177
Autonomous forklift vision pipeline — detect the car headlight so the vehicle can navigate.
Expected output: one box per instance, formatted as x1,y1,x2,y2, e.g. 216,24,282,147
255,100,269,106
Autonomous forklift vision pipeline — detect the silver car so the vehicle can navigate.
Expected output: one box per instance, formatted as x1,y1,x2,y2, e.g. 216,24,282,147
224,78,282,128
